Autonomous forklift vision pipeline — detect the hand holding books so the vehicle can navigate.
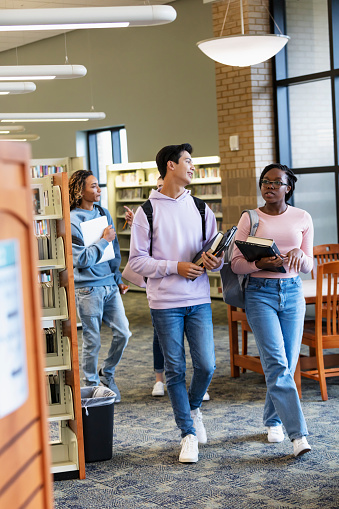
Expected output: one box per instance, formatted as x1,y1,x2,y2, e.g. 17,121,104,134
235,235,286,273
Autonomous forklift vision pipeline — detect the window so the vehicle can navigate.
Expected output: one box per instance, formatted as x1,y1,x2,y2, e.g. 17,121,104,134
87,127,128,209
272,0,339,245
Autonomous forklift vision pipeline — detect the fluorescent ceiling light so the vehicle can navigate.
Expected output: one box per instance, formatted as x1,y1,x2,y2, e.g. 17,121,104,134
197,34,289,67
0,125,25,133
0,134,40,141
0,5,176,31
0,112,106,122
0,65,86,80
0,82,36,94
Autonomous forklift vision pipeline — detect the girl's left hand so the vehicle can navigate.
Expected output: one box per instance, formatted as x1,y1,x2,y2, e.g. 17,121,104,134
201,251,224,271
282,248,304,272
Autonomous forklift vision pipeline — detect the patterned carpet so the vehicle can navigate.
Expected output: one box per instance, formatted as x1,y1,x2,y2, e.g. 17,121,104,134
54,291,339,509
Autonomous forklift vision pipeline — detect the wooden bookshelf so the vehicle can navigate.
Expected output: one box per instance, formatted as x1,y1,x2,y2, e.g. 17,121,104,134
0,142,54,508
32,172,85,480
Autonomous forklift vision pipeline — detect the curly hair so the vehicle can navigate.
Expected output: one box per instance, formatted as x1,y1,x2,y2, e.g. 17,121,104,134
69,170,93,210
259,163,297,202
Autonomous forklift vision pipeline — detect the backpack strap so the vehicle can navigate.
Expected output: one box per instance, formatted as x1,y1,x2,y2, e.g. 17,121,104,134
72,235,84,247
141,195,207,256
94,204,106,216
241,209,259,237
192,195,206,241
141,199,154,256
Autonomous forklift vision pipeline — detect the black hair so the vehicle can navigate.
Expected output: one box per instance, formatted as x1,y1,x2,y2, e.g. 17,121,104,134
69,169,93,210
259,163,297,202
155,143,193,179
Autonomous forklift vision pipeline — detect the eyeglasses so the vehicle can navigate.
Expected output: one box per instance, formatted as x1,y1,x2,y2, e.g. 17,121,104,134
261,179,288,189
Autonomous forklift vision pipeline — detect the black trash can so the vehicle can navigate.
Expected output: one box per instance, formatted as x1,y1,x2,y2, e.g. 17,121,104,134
81,386,116,462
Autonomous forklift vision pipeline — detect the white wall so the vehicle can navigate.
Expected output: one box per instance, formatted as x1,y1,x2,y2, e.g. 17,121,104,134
0,0,219,161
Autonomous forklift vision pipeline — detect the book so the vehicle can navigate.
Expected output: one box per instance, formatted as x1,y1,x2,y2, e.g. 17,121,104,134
235,236,286,273
192,227,237,267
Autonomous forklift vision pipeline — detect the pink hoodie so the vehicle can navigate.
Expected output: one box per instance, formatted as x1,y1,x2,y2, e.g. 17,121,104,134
129,188,221,309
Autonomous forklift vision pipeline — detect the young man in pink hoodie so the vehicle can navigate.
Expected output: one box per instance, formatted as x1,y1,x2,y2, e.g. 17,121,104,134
129,143,223,463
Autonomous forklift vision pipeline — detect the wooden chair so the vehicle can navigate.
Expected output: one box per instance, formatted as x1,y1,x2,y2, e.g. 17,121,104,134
301,261,339,400
228,305,302,397
312,244,339,279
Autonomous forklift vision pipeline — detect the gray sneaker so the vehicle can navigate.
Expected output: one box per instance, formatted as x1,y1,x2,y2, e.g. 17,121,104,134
98,368,121,403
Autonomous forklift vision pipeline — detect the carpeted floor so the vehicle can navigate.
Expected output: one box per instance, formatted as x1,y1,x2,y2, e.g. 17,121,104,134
54,291,339,509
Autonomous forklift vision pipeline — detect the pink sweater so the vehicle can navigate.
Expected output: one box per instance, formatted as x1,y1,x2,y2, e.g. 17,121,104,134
231,206,314,278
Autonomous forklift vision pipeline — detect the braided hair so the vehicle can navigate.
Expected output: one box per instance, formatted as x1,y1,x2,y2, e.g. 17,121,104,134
259,163,297,202
69,169,93,210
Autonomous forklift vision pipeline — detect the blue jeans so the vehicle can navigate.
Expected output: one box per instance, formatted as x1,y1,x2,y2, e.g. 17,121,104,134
153,328,164,373
245,276,308,440
75,285,131,386
151,304,216,438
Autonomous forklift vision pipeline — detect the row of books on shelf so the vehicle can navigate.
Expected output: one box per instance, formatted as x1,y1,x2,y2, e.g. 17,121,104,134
31,165,66,179
208,202,222,214
44,326,57,354
115,170,147,185
45,372,61,405
117,188,150,200
191,184,221,196
39,282,54,308
193,166,220,179
39,270,54,308
36,234,51,260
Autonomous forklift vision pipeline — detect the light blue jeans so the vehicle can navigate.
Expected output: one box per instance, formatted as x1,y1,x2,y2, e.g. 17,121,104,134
245,276,308,440
151,304,216,438
75,285,131,386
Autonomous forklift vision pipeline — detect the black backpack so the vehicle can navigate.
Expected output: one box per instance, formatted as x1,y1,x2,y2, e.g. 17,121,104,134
141,196,206,256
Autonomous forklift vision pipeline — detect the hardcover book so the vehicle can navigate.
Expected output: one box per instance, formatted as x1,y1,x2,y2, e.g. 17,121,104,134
235,235,286,273
193,227,237,267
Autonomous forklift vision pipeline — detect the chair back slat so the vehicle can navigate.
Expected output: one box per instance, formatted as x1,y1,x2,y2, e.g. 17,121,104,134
318,261,339,336
312,244,339,279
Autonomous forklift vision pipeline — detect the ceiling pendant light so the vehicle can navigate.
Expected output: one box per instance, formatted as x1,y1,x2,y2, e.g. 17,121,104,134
0,5,176,31
0,82,36,95
0,65,86,81
197,0,289,67
0,112,106,122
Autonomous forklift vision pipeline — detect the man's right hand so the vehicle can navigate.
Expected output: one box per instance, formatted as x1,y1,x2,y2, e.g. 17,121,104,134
102,225,116,242
177,262,205,280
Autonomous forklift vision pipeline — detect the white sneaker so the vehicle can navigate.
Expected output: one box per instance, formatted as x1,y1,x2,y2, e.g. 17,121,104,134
191,408,207,444
293,437,311,457
152,381,165,397
203,392,210,401
179,434,199,463
267,425,284,443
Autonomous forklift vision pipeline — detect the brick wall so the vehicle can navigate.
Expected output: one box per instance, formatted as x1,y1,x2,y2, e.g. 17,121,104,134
212,0,276,228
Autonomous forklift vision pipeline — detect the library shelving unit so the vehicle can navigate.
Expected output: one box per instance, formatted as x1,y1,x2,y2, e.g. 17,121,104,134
30,156,83,179
107,156,222,298
0,142,53,508
32,172,85,480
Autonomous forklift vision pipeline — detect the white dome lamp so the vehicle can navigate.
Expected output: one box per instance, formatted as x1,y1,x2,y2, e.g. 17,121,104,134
197,0,289,67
